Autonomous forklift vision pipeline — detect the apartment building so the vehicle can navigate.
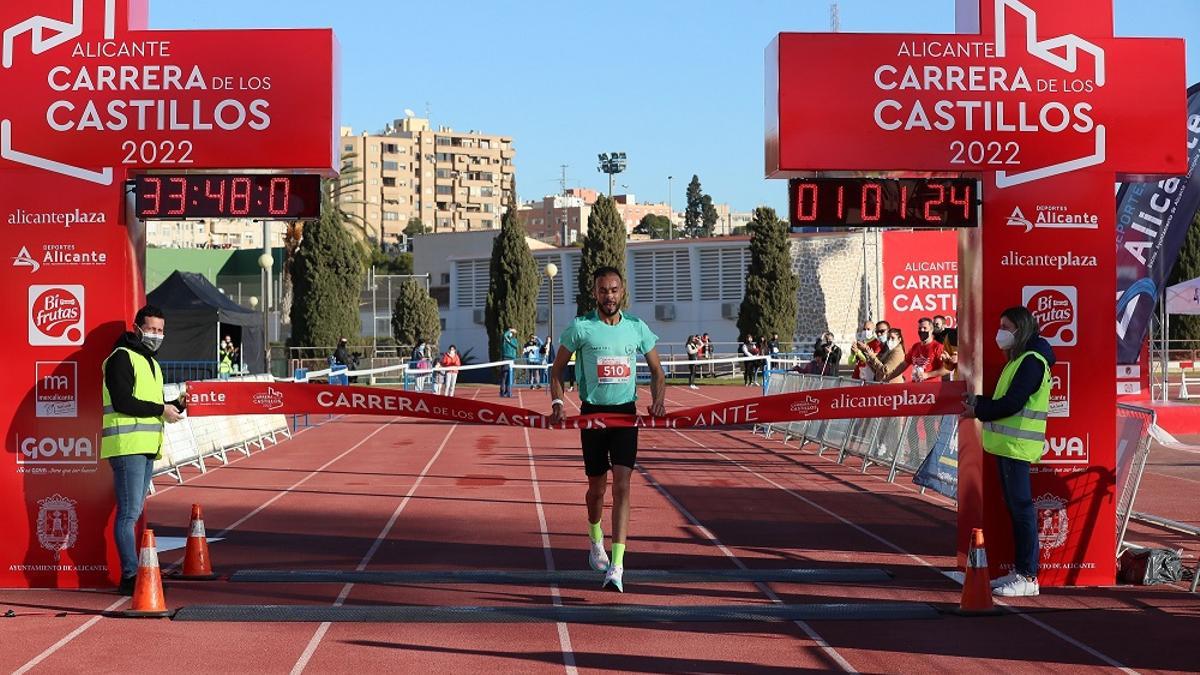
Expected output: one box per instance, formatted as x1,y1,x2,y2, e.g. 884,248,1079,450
337,116,515,244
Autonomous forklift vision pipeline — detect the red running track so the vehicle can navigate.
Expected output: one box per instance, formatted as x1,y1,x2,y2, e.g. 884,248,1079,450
1,384,1197,673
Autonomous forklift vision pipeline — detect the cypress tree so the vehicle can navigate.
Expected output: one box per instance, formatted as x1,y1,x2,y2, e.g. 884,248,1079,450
391,279,441,348
1167,211,1200,342
576,194,627,316
484,190,539,362
737,207,799,344
684,175,703,237
289,194,365,354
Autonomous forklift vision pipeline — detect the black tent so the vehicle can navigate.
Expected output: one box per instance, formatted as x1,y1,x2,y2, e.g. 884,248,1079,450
147,271,265,376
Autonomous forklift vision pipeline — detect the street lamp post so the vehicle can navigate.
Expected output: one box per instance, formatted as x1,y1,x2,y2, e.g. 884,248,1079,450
257,250,273,373
597,152,627,197
667,175,673,239
545,262,559,346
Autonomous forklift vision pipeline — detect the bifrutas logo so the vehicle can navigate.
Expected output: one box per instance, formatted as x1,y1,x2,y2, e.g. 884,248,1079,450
1006,204,1099,232
1041,433,1088,464
35,361,77,418
1048,362,1069,418
16,433,96,465
1001,250,1097,269
1022,285,1077,346
28,285,84,346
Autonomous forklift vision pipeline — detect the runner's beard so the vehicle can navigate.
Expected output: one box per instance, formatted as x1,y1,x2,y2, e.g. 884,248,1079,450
599,300,620,318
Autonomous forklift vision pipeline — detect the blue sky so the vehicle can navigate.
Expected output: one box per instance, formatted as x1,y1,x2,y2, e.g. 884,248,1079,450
151,0,1200,213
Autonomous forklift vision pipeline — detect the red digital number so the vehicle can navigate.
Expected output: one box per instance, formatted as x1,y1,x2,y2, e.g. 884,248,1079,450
795,183,818,221
204,178,226,212
949,183,972,220
835,185,845,220
899,184,909,219
268,177,291,216
923,183,945,223
230,177,252,215
860,182,882,221
166,177,187,216
140,177,162,215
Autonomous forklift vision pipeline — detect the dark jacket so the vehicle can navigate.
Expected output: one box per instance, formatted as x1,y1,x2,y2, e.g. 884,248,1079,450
333,344,352,366
105,332,183,418
975,335,1055,422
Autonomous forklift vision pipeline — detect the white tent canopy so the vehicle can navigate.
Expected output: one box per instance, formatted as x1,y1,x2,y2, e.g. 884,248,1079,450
1166,277,1200,315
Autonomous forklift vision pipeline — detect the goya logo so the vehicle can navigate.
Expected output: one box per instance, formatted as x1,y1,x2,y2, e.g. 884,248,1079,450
16,434,96,465
28,285,84,346
1022,286,1077,347
1040,434,1088,465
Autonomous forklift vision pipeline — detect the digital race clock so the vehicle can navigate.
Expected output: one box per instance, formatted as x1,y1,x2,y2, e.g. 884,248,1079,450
788,177,978,229
133,174,322,220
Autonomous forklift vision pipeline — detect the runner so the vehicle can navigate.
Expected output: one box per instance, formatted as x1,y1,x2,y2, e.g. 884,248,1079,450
549,266,666,592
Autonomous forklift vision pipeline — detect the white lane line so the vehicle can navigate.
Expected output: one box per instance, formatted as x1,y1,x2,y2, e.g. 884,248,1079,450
165,417,399,572
14,598,128,674
15,415,379,673
669,427,1136,674
635,462,856,673
291,391,478,675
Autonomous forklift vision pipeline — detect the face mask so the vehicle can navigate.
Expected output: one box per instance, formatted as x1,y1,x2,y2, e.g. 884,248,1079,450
137,327,164,352
858,330,872,341
933,326,945,336
996,329,1016,350
886,338,900,351
918,330,930,341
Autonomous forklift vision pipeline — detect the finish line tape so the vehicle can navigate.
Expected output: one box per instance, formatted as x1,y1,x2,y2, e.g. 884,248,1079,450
184,380,967,429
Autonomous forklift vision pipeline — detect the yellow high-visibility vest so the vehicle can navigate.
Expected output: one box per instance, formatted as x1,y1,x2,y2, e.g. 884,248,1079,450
100,347,165,460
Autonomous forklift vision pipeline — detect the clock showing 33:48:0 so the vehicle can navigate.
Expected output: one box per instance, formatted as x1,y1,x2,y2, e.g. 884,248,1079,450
132,173,322,220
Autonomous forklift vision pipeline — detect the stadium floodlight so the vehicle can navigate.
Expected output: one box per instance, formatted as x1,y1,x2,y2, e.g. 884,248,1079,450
597,151,627,197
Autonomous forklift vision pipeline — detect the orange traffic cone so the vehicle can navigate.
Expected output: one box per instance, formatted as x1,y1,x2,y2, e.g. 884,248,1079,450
124,529,171,617
176,504,218,580
955,528,1001,615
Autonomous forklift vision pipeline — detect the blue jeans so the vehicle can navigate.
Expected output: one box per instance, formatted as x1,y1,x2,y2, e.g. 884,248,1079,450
996,455,1039,577
110,454,156,578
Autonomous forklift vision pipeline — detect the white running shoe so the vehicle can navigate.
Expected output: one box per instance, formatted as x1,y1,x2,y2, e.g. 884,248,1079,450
588,541,609,572
603,564,624,592
989,572,1019,589
993,575,1039,597
689,385,699,390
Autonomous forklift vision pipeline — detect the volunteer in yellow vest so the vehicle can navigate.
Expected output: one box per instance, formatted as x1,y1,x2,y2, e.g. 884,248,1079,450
102,305,186,595
962,306,1053,599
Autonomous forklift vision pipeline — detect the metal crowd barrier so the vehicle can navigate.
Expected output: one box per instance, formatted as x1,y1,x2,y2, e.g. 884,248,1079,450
150,374,293,492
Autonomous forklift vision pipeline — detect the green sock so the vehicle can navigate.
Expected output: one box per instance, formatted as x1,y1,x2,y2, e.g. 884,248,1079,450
588,521,603,543
611,543,626,567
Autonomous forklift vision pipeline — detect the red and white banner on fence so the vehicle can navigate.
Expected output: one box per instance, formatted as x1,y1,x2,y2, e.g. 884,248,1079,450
185,380,968,429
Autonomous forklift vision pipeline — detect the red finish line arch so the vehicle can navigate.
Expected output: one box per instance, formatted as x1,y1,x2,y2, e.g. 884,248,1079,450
0,0,337,588
767,0,1187,586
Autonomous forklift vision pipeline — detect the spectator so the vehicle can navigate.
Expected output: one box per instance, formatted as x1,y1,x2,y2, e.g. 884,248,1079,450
811,332,841,376
685,335,701,389
411,338,432,391
907,318,949,382
767,332,781,356
701,333,715,377
858,328,908,383
939,326,959,380
932,315,949,341
850,321,889,381
563,350,577,392
438,345,461,396
500,328,518,398
739,334,760,386
523,333,544,389
333,337,352,367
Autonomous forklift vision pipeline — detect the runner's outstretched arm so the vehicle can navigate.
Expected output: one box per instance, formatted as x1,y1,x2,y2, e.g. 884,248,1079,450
644,348,666,417
548,345,572,424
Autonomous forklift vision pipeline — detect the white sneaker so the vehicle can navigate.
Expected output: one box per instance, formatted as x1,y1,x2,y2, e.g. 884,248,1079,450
993,575,1039,597
588,541,609,572
689,385,699,390
603,565,624,592
989,572,1019,589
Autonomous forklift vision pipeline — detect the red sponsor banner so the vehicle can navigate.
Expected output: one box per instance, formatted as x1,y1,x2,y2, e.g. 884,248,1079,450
881,230,959,330
0,0,336,589
184,380,967,428
768,0,1187,586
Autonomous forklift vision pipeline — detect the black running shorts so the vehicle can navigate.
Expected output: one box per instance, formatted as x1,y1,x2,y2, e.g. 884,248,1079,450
579,401,639,476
